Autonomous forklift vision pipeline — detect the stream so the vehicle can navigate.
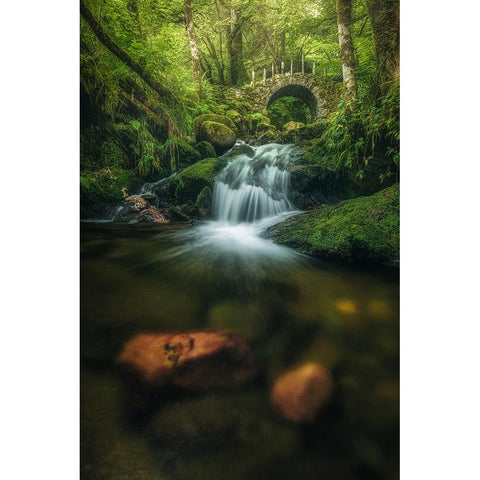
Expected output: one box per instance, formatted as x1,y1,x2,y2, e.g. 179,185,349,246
81,143,399,480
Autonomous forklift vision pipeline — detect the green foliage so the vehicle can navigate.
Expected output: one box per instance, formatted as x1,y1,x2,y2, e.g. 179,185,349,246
127,118,161,177
267,96,312,129
305,81,399,184
80,167,139,217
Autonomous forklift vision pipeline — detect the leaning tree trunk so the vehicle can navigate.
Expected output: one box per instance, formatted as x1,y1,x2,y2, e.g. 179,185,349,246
336,0,358,103
365,0,400,91
184,0,202,98
80,0,176,105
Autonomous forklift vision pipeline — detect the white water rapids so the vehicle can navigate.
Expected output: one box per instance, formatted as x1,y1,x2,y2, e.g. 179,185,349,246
212,143,295,223
164,143,302,265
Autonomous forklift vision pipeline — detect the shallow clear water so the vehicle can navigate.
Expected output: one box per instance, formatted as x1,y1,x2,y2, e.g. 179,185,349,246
81,218,399,480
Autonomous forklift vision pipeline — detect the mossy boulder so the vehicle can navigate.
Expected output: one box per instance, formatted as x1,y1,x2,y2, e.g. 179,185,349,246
198,121,237,155
193,114,237,138
172,138,202,170
173,156,228,203
195,186,213,217
194,140,216,160
265,184,399,267
222,143,255,159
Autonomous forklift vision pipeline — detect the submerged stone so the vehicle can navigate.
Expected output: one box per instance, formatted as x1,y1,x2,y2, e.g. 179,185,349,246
117,331,256,391
270,362,334,423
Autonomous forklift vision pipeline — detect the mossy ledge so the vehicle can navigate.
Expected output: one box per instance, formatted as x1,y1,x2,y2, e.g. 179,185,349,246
173,156,228,204
265,184,399,267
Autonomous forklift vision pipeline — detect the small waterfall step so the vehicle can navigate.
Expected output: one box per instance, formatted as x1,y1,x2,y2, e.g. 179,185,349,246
213,143,299,223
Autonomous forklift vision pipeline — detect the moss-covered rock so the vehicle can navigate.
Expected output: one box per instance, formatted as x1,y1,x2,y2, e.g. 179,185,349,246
225,109,243,128
198,121,237,155
265,184,399,267
222,143,255,159
194,140,217,160
193,114,237,138
172,138,202,170
195,186,213,217
244,113,271,132
173,156,228,203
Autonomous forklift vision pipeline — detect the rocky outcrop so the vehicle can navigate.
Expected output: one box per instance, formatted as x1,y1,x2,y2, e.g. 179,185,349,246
117,331,256,390
270,363,334,423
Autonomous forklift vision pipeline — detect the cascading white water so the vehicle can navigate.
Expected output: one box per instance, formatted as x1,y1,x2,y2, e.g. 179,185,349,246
212,143,297,223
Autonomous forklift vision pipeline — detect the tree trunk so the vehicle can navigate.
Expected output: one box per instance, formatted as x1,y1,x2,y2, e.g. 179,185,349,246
183,0,202,98
226,9,248,85
203,36,226,84
365,0,400,90
126,0,143,39
80,0,176,105
336,0,358,103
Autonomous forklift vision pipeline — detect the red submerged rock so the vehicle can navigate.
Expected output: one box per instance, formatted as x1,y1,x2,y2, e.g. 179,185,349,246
117,332,256,390
270,363,334,423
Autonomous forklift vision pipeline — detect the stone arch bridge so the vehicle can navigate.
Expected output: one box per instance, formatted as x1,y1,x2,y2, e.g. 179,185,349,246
234,73,338,121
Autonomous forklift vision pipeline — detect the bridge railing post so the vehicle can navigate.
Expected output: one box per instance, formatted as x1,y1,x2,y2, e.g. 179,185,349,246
281,61,285,76
263,68,266,85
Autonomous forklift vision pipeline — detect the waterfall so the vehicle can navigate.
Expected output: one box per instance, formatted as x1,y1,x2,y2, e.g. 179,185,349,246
212,143,297,223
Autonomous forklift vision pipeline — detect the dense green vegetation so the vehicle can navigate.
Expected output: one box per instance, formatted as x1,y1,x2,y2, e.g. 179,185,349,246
81,0,399,218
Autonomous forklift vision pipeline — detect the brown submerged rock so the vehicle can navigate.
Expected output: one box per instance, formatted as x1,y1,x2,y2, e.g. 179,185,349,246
123,195,149,211
270,363,334,423
117,332,256,390
138,207,169,224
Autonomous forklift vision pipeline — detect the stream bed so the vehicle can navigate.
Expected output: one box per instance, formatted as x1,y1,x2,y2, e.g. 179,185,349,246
81,143,399,480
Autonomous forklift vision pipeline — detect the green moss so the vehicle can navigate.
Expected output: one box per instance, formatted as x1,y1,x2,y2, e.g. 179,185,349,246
198,121,236,155
194,140,217,160
195,186,213,216
266,184,399,267
80,167,139,218
244,113,271,132
173,157,227,203
193,113,237,137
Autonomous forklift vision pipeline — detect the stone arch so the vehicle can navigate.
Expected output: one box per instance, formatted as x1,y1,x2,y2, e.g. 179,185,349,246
265,76,327,121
